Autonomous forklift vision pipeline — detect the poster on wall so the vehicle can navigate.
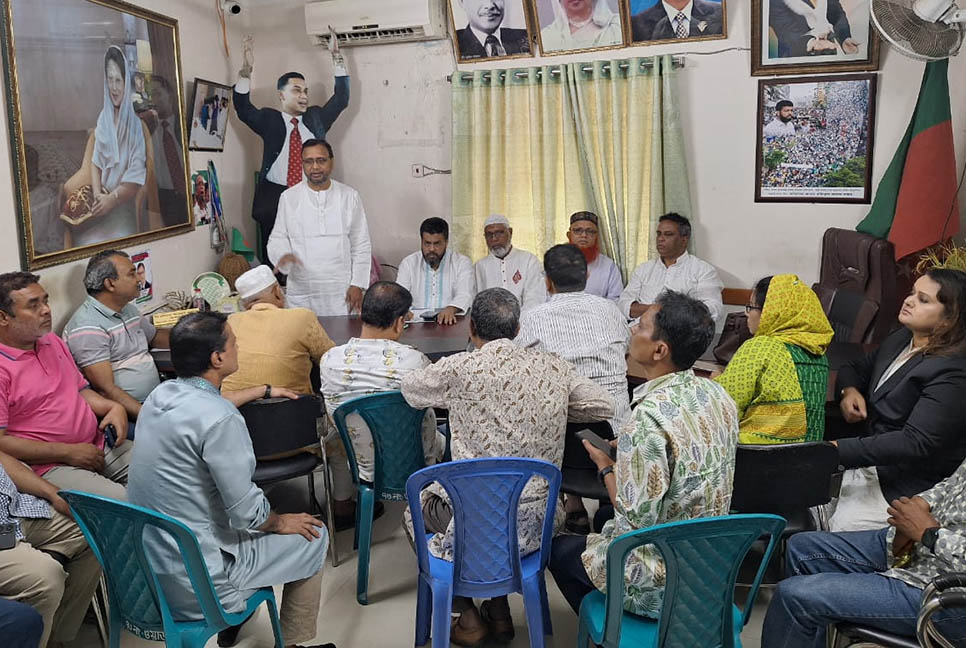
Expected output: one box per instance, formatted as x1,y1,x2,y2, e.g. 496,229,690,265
131,249,153,303
532,0,626,55
191,169,211,225
625,0,727,45
755,74,877,204
750,0,880,76
0,0,193,271
188,78,232,152
448,0,535,62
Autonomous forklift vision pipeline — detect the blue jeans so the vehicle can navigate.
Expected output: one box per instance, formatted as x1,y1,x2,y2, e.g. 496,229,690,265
762,529,966,647
0,598,43,648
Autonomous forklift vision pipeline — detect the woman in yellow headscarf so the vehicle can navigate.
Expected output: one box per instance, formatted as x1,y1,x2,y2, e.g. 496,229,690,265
715,274,834,444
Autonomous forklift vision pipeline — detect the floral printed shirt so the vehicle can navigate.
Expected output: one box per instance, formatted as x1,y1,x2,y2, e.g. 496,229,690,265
401,338,614,559
582,369,739,617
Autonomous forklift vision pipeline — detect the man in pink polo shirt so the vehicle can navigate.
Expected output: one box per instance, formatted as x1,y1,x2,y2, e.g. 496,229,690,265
0,272,129,500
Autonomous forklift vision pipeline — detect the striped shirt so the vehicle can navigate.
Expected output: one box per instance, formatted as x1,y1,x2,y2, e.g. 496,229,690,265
0,463,50,539
63,295,160,403
515,292,632,428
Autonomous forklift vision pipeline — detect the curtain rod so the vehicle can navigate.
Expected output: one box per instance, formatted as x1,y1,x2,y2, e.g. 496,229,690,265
447,56,685,83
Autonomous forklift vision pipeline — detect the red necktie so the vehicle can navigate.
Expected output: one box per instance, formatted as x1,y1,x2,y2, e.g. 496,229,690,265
286,117,303,187
161,119,186,195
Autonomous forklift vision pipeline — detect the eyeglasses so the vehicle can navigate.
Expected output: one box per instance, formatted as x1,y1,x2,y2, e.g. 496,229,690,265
484,230,508,240
571,228,598,236
744,304,762,313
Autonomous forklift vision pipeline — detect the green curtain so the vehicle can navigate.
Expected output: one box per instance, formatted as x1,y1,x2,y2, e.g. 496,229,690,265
452,54,691,279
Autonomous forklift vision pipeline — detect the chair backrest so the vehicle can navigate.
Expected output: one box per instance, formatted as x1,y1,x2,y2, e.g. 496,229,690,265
599,515,786,648
406,458,561,599
332,391,428,500
813,284,879,345
238,394,322,459
730,443,840,515
563,421,614,470
60,490,231,641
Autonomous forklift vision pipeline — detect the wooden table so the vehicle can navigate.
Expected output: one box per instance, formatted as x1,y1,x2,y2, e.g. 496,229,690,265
151,315,472,373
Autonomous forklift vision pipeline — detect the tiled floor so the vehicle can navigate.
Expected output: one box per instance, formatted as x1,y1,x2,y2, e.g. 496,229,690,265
67,475,772,647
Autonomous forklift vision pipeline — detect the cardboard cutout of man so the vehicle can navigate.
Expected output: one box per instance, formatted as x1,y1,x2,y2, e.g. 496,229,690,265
232,32,350,265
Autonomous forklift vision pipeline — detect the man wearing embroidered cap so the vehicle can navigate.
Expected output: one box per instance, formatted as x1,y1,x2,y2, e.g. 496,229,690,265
566,211,624,301
473,214,546,311
222,265,334,396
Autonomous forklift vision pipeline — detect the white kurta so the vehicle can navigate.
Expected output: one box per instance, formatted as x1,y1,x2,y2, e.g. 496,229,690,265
397,249,475,313
474,246,547,311
618,251,724,322
267,179,372,316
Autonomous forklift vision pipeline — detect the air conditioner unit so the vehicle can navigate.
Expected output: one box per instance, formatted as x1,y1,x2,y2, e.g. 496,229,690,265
306,0,448,47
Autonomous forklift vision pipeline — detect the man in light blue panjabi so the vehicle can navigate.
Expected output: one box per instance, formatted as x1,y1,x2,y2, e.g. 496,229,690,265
128,312,334,648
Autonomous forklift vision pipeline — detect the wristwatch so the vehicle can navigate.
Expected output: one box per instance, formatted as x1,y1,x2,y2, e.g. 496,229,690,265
598,465,615,484
263,384,272,400
921,526,942,553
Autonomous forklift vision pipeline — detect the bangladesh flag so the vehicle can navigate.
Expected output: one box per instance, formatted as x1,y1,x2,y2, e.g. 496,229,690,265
857,59,959,260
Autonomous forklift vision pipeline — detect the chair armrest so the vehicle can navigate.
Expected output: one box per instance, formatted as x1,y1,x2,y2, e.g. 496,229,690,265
932,573,966,592
829,466,845,500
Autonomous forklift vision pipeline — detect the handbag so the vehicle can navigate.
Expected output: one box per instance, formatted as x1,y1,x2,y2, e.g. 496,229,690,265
713,311,752,364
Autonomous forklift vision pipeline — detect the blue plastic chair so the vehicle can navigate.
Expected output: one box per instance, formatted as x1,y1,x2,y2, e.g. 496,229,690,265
406,457,562,648
332,391,431,604
60,491,284,648
577,514,786,648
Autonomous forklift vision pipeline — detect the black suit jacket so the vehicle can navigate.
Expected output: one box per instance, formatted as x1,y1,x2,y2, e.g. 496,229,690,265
455,27,530,60
769,0,852,58
232,77,350,183
836,328,966,502
651,0,724,40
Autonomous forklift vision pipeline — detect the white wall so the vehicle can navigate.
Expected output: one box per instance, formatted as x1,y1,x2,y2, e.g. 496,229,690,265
0,0,246,331
237,0,966,291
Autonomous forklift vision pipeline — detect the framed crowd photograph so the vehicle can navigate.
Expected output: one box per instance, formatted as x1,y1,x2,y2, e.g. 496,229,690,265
755,74,877,204
0,0,192,271
751,0,880,76
625,0,727,46
448,0,535,62
533,0,627,56
188,78,231,152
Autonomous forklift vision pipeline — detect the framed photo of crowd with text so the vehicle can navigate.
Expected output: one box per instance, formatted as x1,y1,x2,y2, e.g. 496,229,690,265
755,74,877,204
751,0,880,76
0,0,192,270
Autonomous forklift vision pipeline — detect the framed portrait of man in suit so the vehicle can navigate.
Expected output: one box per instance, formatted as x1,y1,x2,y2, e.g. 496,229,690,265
625,0,727,45
448,0,536,62
751,0,880,76
533,0,628,56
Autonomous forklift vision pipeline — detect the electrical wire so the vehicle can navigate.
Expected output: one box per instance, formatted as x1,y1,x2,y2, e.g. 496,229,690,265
939,152,966,242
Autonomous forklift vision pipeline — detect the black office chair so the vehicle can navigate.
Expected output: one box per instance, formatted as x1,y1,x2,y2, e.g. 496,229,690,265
813,284,879,344
730,442,842,583
562,421,614,502
238,394,324,515
833,572,966,647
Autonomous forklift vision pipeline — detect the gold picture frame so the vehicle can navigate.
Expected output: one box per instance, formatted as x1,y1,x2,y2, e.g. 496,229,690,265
750,0,881,76
624,0,728,46
1,0,193,270
448,0,537,63
531,0,630,56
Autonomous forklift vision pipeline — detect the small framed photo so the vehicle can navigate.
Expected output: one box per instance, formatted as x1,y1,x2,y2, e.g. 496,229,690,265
449,0,535,62
188,78,232,152
533,0,626,55
626,0,727,45
755,73,877,204
751,0,880,76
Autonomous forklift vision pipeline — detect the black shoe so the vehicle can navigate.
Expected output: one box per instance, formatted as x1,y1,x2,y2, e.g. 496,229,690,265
296,644,336,648
217,623,243,647
334,501,384,532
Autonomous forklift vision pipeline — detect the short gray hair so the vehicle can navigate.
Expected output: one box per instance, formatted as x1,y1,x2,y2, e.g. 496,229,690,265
84,249,128,295
471,288,520,342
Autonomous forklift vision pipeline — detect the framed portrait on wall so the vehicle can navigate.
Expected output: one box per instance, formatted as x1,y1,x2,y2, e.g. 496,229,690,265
755,73,877,204
625,0,727,45
0,0,192,270
751,0,880,76
448,0,535,62
188,78,231,152
533,0,627,55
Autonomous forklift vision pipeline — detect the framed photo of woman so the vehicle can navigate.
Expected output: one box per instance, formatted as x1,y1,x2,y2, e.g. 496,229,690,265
448,0,536,63
751,0,880,76
0,0,192,270
625,0,727,45
533,0,627,55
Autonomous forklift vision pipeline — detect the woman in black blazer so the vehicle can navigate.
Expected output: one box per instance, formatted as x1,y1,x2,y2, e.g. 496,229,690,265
832,268,966,530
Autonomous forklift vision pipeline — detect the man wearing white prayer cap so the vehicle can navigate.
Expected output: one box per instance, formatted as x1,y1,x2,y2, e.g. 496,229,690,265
473,214,547,311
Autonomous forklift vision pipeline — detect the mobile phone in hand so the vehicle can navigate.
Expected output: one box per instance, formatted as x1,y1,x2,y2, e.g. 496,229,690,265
420,310,440,321
576,429,617,461
104,424,117,449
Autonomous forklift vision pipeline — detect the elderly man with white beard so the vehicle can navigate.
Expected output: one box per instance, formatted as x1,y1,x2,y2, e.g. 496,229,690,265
473,214,546,312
